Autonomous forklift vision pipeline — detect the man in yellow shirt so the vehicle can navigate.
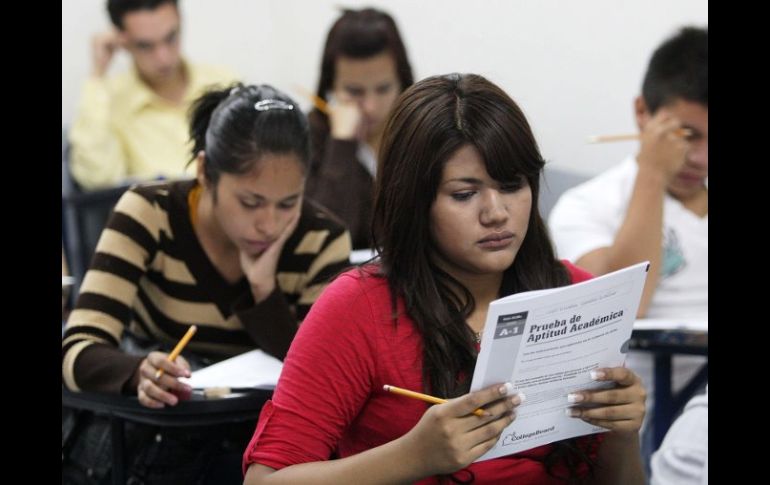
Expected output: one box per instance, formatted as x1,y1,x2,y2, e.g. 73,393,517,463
68,0,237,190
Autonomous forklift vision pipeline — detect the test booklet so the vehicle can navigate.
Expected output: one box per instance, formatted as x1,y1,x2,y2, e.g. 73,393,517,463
470,262,649,460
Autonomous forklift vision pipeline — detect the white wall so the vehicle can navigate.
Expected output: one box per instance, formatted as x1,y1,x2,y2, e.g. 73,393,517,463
62,0,707,176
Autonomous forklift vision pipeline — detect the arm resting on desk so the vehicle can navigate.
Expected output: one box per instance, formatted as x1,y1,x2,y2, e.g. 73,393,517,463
67,343,143,394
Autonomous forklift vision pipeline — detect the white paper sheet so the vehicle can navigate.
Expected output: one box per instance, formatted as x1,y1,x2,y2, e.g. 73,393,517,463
179,349,283,389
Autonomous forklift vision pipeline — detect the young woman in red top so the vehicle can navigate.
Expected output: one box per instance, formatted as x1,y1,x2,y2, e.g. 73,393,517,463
243,74,647,484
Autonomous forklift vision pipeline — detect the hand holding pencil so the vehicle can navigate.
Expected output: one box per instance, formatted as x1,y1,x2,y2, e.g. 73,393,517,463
135,326,196,409
293,85,363,141
386,382,525,475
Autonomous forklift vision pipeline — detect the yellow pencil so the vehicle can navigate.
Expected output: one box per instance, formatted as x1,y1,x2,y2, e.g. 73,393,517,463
383,384,487,417
587,127,692,143
155,325,197,380
293,85,330,115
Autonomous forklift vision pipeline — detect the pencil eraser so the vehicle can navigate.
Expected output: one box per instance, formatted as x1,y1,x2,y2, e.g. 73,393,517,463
203,387,231,399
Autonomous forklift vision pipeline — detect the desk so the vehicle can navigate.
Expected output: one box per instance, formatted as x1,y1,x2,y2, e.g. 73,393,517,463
62,387,272,485
629,328,708,449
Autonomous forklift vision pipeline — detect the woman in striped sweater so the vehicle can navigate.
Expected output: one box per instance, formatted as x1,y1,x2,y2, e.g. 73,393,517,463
62,83,351,483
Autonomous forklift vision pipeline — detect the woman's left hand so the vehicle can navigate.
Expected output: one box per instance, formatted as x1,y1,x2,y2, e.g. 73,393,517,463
566,367,647,434
240,211,300,303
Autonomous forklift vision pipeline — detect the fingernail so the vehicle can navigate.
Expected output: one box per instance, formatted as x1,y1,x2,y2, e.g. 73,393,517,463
511,392,526,406
590,370,606,380
516,392,526,403
499,382,514,396
565,408,580,418
567,393,584,403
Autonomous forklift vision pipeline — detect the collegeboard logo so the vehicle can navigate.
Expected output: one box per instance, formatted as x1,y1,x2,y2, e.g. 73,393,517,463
501,426,556,446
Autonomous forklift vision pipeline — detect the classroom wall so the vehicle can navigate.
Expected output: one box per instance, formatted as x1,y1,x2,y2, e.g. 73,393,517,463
62,0,707,176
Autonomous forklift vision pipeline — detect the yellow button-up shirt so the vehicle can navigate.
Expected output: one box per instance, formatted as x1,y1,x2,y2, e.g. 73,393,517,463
68,61,237,190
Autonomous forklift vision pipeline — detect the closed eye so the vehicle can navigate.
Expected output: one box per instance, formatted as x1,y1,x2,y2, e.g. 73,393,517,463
451,191,476,201
344,87,365,98
685,132,703,142
240,199,264,209
278,198,299,210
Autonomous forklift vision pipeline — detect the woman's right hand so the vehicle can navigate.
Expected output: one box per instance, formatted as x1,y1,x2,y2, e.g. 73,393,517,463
134,351,193,409
401,383,524,477
328,93,364,141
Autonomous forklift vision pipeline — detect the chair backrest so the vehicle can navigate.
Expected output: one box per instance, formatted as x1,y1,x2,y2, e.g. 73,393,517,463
61,131,129,294
538,165,590,220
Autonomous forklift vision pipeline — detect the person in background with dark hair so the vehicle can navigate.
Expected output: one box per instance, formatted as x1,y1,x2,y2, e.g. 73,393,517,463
549,25,708,321
548,26,708,454
62,83,351,484
68,0,237,190
243,74,647,484
305,7,414,249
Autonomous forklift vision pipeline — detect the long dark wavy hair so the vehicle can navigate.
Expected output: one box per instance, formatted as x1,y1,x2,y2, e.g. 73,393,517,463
371,73,596,483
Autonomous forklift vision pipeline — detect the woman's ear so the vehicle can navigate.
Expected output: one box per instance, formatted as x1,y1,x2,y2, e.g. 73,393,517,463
195,151,206,186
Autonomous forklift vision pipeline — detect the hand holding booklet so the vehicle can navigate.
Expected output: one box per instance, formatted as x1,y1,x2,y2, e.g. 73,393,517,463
470,262,649,461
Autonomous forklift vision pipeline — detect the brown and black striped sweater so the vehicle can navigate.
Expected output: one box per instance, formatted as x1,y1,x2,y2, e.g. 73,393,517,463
62,179,351,394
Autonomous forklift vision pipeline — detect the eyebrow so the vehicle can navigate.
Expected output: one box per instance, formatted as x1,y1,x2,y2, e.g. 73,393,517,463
239,191,302,202
443,177,485,185
133,28,178,48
